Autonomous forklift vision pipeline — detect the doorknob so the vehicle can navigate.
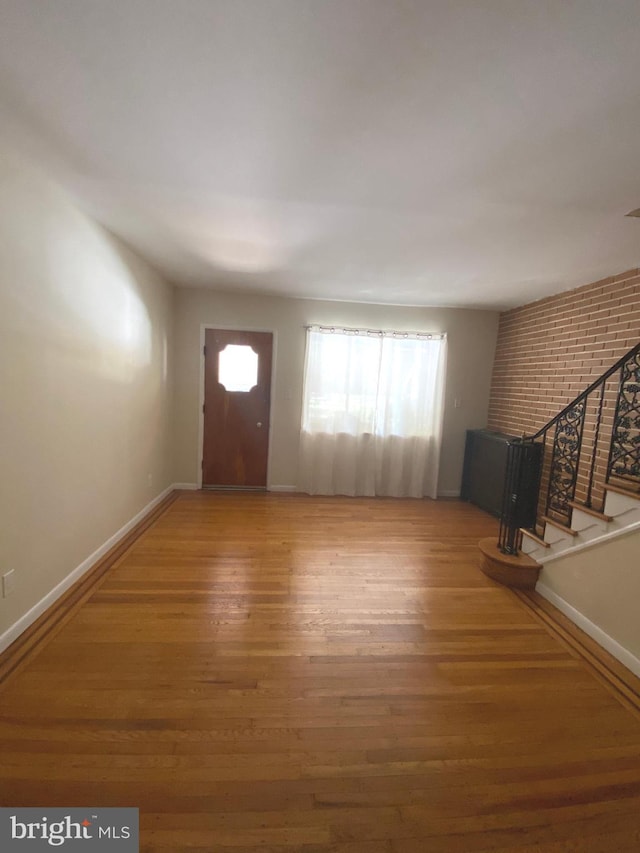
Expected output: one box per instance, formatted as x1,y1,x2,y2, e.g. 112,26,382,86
257,422,263,428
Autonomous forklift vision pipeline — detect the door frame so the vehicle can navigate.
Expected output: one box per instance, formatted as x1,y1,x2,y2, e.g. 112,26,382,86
197,324,277,489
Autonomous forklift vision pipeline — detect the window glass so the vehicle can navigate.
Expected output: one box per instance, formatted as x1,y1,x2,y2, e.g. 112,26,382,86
218,344,258,392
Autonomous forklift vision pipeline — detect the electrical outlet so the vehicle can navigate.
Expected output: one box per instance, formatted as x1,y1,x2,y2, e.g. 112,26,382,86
454,397,462,409
2,570,15,598
147,473,153,487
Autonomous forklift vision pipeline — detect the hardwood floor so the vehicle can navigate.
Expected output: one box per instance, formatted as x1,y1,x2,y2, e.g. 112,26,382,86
1,491,640,852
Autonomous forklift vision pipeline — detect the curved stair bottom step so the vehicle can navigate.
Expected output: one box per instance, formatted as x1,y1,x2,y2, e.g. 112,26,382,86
478,537,542,590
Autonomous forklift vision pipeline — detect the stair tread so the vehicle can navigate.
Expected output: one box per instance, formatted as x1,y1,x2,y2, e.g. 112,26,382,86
479,537,541,569
519,528,551,547
478,537,541,590
605,483,640,502
567,501,614,522
542,516,579,536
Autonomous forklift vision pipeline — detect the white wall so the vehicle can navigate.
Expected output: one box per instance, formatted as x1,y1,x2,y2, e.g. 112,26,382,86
0,141,174,640
172,287,499,494
537,527,640,672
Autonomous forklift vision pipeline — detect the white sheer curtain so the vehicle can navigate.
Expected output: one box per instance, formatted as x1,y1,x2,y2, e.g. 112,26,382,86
299,326,447,498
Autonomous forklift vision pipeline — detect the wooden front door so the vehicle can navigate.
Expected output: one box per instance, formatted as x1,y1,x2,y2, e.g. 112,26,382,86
202,329,273,488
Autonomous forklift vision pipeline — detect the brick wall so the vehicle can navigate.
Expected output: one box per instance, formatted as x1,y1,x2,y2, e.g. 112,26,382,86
487,268,640,513
488,268,640,436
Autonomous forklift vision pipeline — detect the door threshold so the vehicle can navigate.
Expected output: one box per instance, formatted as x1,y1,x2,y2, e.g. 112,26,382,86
202,485,267,492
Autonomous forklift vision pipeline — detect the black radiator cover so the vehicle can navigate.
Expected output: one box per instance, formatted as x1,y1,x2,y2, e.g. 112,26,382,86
461,428,543,526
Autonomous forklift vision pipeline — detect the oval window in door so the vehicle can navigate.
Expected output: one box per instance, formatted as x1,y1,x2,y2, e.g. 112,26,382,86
218,344,259,392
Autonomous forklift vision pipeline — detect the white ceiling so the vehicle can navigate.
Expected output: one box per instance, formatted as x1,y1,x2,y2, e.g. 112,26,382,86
1,0,639,309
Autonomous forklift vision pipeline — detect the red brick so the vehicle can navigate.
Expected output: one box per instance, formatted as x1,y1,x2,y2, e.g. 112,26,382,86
487,268,640,436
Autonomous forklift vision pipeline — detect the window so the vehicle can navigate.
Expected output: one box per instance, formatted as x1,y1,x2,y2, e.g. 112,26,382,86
299,325,447,498
302,326,446,438
218,344,258,392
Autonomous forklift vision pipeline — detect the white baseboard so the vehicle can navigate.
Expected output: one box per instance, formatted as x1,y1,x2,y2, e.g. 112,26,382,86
535,581,640,679
173,482,199,490
438,490,461,498
0,483,177,655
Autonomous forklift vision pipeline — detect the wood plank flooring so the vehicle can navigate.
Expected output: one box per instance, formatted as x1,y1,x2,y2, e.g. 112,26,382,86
1,491,640,852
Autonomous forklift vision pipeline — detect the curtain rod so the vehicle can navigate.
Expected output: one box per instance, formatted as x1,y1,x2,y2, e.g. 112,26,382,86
305,324,446,339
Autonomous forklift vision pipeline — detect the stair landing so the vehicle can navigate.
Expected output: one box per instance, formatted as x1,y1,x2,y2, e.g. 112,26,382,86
478,537,542,590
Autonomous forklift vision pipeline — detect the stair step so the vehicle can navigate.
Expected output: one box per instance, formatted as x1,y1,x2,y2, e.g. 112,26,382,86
607,473,640,491
520,528,550,548
567,501,613,523
542,516,579,537
478,537,541,590
605,483,640,502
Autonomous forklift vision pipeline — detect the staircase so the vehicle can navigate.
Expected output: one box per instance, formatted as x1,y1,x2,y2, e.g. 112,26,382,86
480,341,640,588
520,484,640,563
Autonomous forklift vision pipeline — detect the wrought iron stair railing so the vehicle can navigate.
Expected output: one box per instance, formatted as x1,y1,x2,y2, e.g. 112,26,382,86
498,341,640,555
